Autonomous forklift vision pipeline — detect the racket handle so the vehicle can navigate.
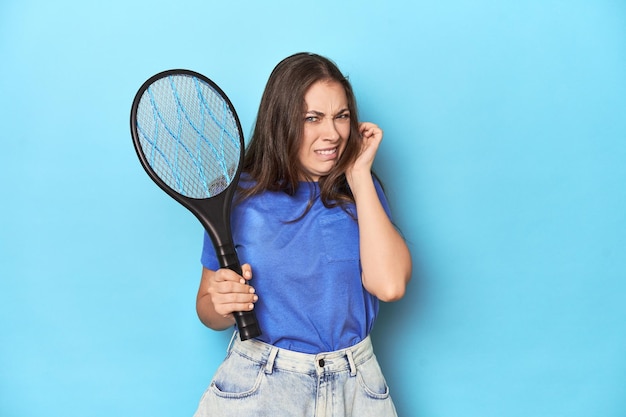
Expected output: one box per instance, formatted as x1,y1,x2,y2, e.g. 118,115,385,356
234,310,262,341
217,246,262,341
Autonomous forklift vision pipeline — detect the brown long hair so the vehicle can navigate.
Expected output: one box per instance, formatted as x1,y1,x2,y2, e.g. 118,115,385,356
240,52,363,215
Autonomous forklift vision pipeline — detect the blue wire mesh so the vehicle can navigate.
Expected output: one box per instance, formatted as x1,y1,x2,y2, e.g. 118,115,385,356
135,74,241,198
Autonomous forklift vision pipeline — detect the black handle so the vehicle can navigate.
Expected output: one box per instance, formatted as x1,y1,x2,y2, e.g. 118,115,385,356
217,245,262,341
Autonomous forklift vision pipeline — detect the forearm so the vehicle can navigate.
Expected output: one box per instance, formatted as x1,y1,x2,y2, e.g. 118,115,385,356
348,172,412,301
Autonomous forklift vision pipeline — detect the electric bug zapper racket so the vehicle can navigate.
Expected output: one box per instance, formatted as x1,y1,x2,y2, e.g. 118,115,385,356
130,69,261,341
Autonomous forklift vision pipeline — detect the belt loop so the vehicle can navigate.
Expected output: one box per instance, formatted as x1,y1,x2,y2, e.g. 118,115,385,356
346,349,357,377
227,330,238,353
265,346,278,374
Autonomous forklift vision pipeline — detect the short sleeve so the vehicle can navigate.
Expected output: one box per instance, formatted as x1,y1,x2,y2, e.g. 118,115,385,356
200,232,219,270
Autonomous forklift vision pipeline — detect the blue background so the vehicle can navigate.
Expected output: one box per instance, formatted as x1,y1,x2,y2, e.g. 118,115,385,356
1,1,625,416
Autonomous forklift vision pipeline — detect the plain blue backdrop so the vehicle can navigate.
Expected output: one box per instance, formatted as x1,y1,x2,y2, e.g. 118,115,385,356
1,0,625,416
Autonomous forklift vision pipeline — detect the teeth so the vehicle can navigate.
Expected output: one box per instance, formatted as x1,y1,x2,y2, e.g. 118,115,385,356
316,148,336,155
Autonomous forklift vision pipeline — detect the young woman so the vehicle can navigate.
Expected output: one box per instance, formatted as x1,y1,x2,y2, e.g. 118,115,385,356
194,52,412,416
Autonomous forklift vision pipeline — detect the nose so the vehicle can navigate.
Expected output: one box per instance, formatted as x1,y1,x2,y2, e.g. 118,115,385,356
322,117,340,141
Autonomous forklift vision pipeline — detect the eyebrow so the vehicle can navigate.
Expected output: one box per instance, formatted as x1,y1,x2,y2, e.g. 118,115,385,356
305,108,350,116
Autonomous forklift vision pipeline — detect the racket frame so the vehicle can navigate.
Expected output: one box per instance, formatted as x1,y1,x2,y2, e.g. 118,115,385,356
130,69,261,340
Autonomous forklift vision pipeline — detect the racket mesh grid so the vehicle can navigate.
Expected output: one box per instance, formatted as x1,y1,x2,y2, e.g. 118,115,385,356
135,74,241,198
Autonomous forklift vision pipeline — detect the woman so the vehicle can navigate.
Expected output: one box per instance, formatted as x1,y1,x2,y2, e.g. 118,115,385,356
194,52,412,416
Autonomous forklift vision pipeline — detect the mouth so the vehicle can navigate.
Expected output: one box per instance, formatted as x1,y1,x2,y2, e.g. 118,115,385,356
315,147,338,156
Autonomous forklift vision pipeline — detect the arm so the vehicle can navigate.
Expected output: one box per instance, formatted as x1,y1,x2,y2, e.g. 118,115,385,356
196,264,258,330
346,123,412,302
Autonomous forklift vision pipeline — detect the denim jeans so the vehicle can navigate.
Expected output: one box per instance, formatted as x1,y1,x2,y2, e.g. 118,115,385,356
194,333,398,417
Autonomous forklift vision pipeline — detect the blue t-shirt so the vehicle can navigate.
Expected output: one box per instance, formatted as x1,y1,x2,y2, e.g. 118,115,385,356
201,179,392,354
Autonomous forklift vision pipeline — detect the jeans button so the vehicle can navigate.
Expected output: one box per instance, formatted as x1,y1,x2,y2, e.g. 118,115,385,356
318,359,325,367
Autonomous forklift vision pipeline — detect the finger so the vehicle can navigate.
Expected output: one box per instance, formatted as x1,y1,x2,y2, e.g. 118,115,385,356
241,263,253,282
215,302,255,317
213,268,244,283
214,291,258,305
364,128,380,140
214,280,257,295
363,128,382,144
359,121,375,130
359,122,378,135
214,294,259,316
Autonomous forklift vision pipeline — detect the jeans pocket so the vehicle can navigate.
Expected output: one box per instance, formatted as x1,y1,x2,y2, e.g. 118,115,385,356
357,355,391,400
210,351,264,398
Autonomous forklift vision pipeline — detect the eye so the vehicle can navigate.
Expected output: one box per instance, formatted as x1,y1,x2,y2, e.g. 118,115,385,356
336,112,350,120
305,116,319,122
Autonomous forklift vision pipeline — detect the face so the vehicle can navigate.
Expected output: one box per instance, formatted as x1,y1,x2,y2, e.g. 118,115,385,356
297,80,351,181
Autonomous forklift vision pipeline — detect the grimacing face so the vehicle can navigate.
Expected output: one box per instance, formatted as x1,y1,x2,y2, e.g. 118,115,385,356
298,80,351,181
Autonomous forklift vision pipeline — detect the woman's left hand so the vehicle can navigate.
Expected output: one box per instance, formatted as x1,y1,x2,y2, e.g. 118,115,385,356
347,122,383,178
346,122,411,301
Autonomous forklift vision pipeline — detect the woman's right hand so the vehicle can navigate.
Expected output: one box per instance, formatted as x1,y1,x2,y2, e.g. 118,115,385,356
196,264,258,330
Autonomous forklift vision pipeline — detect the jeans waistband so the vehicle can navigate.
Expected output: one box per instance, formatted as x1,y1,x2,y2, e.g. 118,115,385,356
228,333,374,376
